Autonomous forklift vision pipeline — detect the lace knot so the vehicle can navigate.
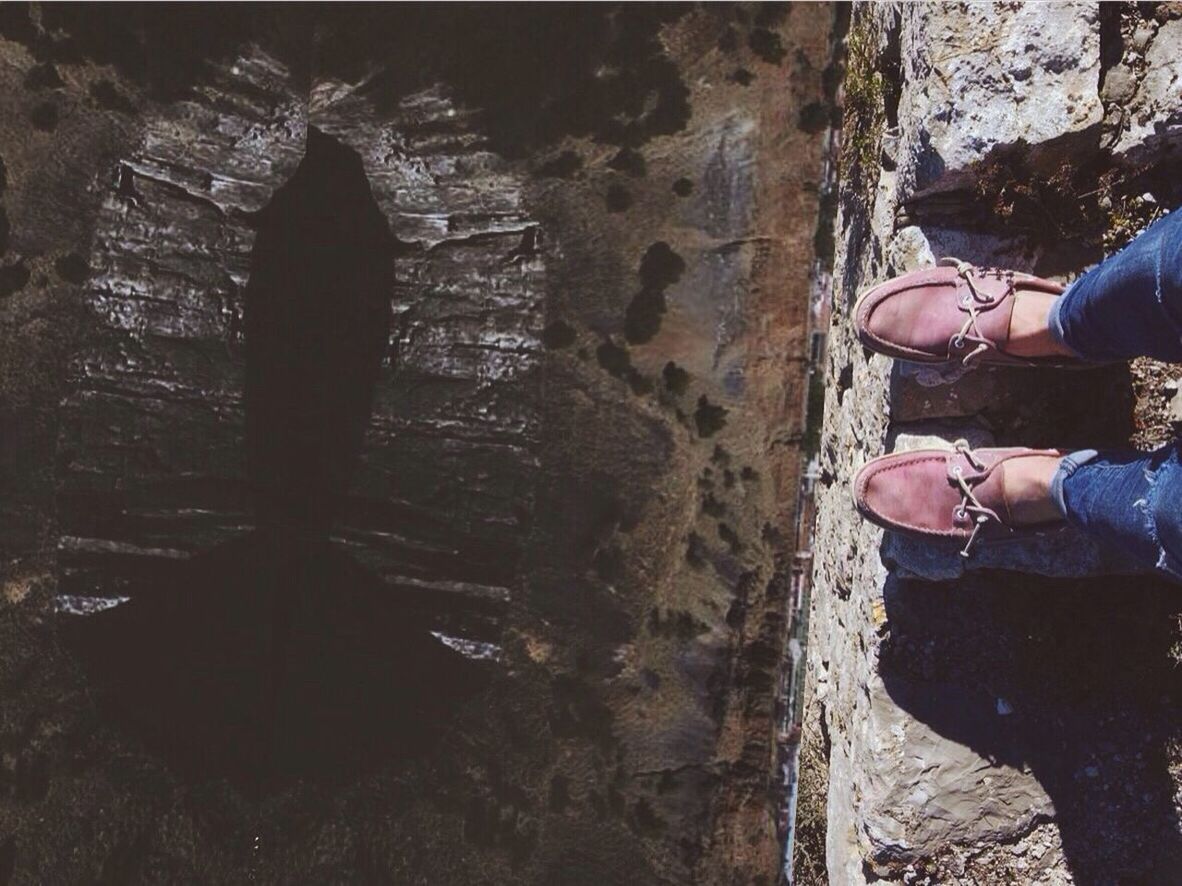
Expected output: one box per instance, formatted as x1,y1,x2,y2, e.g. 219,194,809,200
938,258,1014,367
950,439,1001,558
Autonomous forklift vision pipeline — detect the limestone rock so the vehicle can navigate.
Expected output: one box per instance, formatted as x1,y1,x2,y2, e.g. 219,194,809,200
894,2,1103,193
798,4,1182,884
1109,18,1182,161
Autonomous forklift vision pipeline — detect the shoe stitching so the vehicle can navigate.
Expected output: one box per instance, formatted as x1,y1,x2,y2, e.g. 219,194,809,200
855,454,965,537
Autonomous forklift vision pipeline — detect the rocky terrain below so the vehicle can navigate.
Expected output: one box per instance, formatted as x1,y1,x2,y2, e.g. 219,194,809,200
797,3,1182,884
0,5,838,884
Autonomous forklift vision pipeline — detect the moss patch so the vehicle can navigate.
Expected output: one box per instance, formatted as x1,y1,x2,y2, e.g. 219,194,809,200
1103,190,1164,253
801,370,827,459
838,11,884,195
938,144,1170,254
967,148,1114,248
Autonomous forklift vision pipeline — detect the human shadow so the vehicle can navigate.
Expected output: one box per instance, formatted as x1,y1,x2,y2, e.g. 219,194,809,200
879,567,1182,884
60,126,487,793
873,222,1182,878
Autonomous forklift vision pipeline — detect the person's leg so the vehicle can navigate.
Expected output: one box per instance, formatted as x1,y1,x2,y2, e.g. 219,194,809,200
852,439,1182,578
1051,443,1182,580
1050,210,1182,362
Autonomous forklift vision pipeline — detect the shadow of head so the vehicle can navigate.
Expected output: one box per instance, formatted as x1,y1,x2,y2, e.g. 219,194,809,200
878,568,1182,883
60,535,491,794
243,125,396,537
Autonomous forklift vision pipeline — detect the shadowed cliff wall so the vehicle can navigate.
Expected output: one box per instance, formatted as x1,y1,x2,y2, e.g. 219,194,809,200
0,4,836,883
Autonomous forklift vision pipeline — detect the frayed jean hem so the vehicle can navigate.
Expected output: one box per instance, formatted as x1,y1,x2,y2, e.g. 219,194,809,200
1050,448,1099,521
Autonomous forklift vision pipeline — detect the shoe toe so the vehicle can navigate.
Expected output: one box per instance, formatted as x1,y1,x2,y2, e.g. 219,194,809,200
855,267,963,361
861,291,908,345
853,451,955,535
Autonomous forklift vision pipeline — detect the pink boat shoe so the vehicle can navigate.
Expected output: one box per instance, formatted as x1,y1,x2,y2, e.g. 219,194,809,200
854,258,1082,368
852,439,1065,558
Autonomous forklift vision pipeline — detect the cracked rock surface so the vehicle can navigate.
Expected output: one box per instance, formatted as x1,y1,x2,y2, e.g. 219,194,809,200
897,2,1104,195
797,3,1182,884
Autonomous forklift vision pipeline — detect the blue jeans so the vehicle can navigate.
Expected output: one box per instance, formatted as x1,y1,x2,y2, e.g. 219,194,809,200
1047,210,1182,580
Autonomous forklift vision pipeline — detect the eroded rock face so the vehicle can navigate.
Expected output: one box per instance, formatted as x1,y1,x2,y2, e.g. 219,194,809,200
893,1,1104,195
1104,11,1182,162
799,3,1182,884
0,5,835,883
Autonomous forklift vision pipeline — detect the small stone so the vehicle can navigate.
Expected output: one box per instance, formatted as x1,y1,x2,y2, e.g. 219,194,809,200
1111,17,1182,158
1101,66,1137,102
1132,22,1156,52
1167,385,1182,425
996,698,1014,716
1084,765,1100,778
886,226,935,274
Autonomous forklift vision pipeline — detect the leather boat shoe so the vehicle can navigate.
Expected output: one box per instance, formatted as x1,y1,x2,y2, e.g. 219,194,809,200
852,439,1065,558
854,258,1082,368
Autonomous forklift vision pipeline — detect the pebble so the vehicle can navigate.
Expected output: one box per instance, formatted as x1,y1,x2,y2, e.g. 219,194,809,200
1102,66,1137,101
1132,22,1156,52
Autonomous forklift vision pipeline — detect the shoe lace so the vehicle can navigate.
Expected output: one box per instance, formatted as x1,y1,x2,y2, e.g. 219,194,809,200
949,438,1002,558
939,258,1015,367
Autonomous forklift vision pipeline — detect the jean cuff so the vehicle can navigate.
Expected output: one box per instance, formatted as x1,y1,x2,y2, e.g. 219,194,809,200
1047,283,1085,359
1050,448,1100,522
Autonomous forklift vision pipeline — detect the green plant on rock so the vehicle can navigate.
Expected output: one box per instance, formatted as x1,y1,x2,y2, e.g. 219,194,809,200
839,13,885,194
1103,191,1164,253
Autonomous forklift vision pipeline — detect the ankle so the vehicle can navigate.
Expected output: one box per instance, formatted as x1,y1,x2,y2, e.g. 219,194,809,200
1007,291,1075,359
1001,455,1064,525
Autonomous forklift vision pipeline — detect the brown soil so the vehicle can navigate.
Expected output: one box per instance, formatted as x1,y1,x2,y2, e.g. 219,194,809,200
1130,357,1182,450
